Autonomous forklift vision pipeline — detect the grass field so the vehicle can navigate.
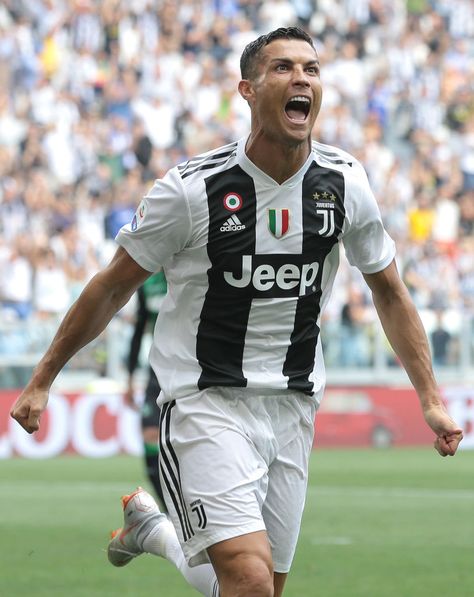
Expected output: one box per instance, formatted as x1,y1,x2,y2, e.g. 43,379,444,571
1,448,473,597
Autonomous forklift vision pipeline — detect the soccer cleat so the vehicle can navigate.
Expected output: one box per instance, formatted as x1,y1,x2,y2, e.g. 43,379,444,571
107,486,168,567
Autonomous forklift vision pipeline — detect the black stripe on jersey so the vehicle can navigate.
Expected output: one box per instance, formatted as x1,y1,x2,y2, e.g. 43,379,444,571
321,158,352,167
197,164,257,389
313,144,353,167
283,162,346,393
159,401,195,542
316,153,353,167
181,156,237,179
178,145,236,172
314,147,339,157
178,144,238,178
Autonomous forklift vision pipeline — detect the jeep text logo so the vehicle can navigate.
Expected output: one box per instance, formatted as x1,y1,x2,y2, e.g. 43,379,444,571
224,255,319,297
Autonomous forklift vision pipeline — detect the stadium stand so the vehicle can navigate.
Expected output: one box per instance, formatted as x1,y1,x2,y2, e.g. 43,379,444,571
0,0,473,387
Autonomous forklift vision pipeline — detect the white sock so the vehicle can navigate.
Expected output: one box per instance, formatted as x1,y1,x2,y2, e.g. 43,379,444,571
142,520,219,597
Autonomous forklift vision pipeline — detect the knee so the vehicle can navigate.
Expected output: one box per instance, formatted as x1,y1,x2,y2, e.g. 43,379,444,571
219,555,274,597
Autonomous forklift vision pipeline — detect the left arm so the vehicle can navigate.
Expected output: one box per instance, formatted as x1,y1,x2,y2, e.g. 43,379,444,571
363,260,463,456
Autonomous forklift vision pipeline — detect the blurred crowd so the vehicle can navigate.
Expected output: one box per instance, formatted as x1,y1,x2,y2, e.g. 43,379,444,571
0,0,473,368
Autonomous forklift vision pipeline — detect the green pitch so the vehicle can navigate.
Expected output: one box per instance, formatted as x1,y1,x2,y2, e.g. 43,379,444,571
1,448,473,596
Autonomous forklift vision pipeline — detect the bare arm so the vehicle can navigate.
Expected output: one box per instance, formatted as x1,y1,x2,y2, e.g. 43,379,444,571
10,247,151,433
363,260,463,456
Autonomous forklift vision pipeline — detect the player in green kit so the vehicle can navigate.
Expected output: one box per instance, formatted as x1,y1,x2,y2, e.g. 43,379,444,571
125,271,167,509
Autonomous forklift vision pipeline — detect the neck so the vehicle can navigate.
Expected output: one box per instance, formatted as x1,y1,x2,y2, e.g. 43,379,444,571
245,132,311,184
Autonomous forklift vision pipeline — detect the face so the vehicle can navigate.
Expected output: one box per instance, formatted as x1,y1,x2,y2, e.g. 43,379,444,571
240,38,322,146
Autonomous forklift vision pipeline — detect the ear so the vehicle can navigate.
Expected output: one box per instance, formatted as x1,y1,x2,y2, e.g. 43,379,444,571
238,79,254,104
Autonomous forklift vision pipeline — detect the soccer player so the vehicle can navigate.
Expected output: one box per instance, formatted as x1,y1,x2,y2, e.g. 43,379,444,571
125,272,167,509
10,27,463,597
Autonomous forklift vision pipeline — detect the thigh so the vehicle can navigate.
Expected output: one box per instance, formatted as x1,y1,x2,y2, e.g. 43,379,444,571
159,392,268,567
263,395,316,573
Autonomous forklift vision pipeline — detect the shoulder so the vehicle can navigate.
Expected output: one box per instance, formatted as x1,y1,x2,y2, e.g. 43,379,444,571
311,140,371,191
176,141,239,181
311,140,363,172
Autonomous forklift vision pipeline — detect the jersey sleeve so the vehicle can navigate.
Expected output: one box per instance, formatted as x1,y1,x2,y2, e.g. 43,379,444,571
341,163,396,274
115,168,191,272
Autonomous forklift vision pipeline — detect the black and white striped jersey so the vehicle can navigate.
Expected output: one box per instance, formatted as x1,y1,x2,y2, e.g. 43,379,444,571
117,137,395,402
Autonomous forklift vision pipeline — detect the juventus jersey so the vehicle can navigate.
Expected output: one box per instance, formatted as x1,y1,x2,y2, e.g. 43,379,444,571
117,137,395,402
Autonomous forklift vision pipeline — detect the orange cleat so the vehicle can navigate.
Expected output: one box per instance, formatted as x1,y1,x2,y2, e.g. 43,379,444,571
107,487,167,567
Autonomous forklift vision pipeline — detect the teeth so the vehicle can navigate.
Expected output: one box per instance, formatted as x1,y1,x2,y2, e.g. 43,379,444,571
289,96,310,103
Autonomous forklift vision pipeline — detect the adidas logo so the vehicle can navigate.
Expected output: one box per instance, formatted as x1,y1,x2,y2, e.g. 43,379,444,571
220,214,246,232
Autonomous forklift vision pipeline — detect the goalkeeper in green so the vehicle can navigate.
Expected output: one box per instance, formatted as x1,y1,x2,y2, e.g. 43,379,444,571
125,271,167,510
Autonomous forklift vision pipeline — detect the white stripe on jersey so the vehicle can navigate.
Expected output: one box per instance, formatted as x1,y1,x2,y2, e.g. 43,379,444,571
241,178,304,388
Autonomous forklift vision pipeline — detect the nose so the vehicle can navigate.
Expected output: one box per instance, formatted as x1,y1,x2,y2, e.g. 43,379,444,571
291,65,311,87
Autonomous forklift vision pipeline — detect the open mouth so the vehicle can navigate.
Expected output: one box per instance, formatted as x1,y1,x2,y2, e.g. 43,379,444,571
284,96,311,122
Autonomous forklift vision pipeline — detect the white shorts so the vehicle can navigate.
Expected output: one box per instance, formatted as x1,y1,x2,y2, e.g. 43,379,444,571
158,386,317,573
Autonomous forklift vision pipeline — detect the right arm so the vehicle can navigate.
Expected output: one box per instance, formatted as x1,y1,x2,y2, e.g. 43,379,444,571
10,247,151,433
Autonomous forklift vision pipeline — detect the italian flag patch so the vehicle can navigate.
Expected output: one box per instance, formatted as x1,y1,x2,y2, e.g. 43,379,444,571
268,208,289,238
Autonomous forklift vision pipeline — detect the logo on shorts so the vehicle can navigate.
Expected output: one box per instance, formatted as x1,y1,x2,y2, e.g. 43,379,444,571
190,499,207,530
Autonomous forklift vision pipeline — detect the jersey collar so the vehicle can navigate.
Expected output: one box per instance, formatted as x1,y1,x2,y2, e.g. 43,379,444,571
237,136,314,188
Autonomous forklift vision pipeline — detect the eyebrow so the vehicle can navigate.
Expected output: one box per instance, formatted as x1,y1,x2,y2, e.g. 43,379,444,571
269,57,320,67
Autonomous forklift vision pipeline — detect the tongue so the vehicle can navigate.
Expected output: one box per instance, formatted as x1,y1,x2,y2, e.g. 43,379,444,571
286,108,306,121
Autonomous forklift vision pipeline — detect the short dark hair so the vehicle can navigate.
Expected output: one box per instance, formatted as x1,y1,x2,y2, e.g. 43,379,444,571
240,27,316,80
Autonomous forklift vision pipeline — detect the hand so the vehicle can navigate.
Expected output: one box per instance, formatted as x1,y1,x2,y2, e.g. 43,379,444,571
423,404,463,457
124,385,139,411
10,386,50,434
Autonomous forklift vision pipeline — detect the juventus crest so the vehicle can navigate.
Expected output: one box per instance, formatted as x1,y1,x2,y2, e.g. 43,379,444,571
313,191,336,237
